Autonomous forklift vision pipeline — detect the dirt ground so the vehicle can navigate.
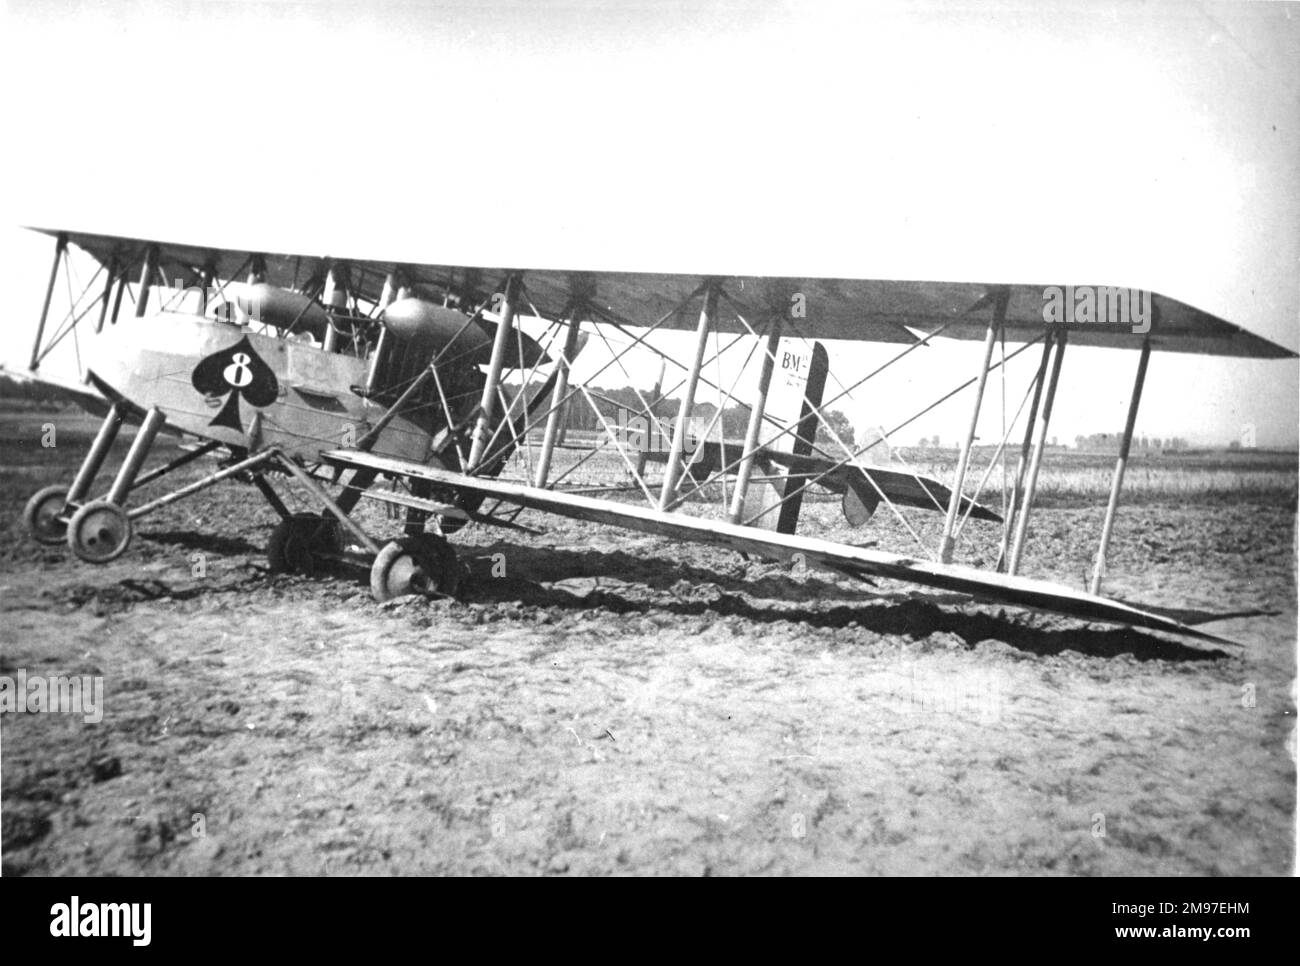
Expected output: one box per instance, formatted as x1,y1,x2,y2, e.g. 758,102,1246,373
1,407,1295,875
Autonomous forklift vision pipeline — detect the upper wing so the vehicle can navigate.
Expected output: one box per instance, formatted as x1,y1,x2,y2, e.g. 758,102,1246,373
33,227,1297,358
922,284,1297,359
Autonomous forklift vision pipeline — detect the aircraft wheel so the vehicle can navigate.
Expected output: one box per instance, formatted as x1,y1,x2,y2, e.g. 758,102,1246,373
24,485,71,545
370,535,463,603
66,500,133,564
267,513,342,576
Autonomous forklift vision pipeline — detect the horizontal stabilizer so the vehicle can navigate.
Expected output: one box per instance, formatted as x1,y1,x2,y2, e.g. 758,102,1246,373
642,440,1001,523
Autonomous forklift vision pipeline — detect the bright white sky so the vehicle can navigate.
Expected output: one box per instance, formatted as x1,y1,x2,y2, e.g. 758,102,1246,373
2,0,1297,447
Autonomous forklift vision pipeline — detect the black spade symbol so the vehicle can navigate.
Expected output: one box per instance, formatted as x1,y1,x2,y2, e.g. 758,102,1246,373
191,336,279,432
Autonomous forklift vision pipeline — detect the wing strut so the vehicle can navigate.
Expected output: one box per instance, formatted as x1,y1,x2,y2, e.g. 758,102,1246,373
659,280,719,509
728,313,784,523
109,265,128,325
363,268,400,394
468,273,521,470
1090,331,1153,593
996,335,1053,571
1007,329,1068,574
534,304,585,487
29,232,67,371
321,262,345,352
94,255,118,334
939,288,1007,562
134,245,158,318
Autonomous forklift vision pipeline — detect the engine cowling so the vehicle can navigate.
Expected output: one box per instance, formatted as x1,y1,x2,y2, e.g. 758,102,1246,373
382,297,493,362
225,282,331,340
381,297,550,369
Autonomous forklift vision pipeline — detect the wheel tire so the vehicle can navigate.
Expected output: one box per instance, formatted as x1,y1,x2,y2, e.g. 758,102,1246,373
24,485,71,545
66,499,133,564
267,513,342,576
370,535,463,603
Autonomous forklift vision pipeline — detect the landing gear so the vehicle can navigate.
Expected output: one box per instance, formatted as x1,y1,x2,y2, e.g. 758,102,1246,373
26,404,166,565
266,513,342,576
66,499,133,563
369,534,463,602
23,402,128,547
23,485,70,545
28,399,475,605
24,406,289,570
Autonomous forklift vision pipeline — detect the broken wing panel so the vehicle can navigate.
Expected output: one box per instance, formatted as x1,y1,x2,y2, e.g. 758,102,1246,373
321,448,1235,646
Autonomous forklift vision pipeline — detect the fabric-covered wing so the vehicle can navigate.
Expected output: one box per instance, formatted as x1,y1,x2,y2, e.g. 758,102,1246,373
929,284,1297,359
321,448,1237,647
35,228,1296,358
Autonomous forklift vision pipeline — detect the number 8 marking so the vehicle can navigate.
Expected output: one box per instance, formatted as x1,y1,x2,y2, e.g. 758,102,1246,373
223,352,254,388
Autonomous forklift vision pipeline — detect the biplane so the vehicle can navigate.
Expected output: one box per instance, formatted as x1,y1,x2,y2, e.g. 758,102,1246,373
10,228,1296,645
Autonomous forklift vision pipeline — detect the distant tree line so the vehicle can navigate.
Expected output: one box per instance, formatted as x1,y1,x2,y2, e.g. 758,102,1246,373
550,384,856,448
1073,432,1189,452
